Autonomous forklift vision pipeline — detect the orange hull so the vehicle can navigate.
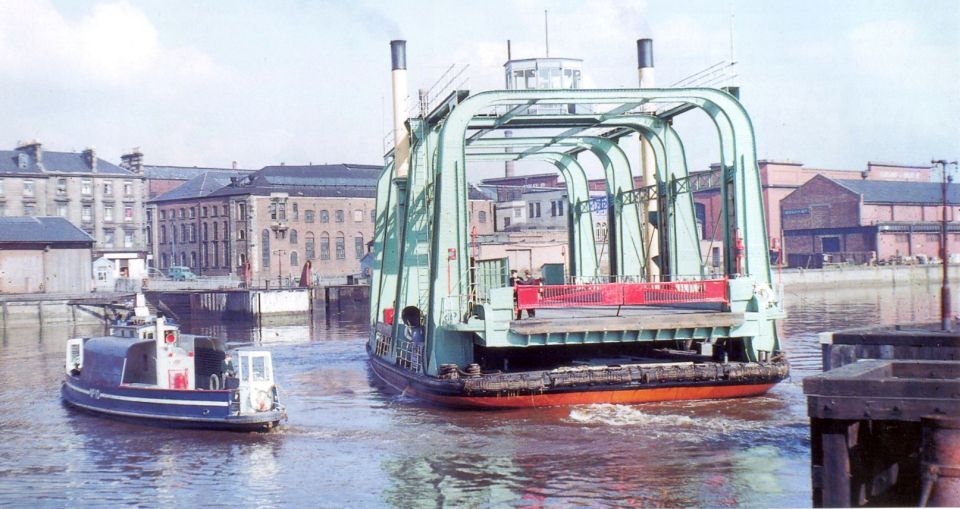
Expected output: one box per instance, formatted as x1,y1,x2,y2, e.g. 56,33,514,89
403,382,777,409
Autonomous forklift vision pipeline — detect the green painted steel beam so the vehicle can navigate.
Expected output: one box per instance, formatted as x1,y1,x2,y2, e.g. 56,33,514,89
467,151,599,279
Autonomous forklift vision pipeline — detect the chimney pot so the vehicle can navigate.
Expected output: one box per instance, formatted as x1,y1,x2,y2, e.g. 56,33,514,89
82,147,97,172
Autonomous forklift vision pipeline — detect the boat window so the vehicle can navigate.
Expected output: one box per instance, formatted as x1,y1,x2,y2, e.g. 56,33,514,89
250,355,269,382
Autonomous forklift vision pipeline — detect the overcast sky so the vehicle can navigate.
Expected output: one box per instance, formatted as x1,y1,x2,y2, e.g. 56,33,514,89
0,0,956,179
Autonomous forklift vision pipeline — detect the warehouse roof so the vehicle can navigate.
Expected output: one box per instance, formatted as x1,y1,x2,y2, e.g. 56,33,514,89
143,165,254,181
834,179,960,204
151,170,249,202
0,217,94,244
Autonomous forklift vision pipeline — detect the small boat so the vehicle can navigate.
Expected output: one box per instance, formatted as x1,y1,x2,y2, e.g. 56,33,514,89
61,296,286,431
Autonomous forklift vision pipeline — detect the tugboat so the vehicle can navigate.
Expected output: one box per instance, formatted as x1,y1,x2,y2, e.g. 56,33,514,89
62,295,286,430
366,41,789,409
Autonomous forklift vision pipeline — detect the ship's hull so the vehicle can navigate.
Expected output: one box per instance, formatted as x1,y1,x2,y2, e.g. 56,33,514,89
61,377,283,431
367,345,788,410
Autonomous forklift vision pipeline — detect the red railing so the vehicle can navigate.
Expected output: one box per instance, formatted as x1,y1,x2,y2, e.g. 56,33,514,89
515,278,729,310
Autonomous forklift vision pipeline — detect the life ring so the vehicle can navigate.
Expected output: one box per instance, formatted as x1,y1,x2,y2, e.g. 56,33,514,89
249,390,271,412
209,374,221,390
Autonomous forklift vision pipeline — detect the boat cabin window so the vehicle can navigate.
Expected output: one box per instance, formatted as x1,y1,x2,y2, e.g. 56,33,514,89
251,356,270,382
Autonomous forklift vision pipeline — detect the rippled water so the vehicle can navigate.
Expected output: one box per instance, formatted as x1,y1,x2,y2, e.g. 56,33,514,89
0,282,943,507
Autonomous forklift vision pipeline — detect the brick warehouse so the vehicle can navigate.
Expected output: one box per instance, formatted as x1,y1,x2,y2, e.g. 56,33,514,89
781,175,960,267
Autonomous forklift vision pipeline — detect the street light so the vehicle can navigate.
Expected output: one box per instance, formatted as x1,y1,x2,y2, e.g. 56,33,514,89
933,159,959,331
273,249,287,287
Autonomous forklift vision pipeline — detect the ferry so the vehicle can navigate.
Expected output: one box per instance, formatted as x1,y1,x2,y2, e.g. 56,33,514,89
366,40,789,409
61,296,286,431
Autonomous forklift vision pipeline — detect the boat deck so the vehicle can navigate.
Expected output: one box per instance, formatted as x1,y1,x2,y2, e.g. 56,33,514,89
510,305,743,335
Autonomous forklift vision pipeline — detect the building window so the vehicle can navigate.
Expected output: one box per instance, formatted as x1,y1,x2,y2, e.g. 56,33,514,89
190,224,196,242
202,244,209,268
161,253,168,269
103,181,112,195
202,223,208,241
82,205,92,222
211,205,218,218
261,229,270,270
821,237,841,253
57,178,67,195
320,210,329,223
124,205,133,222
290,251,299,268
371,209,376,223
180,252,187,266
238,203,247,220
104,205,114,222
160,210,167,220
335,210,344,223
355,235,364,259
223,221,228,241
57,203,68,217
504,217,511,228
23,203,34,216
104,230,115,247
181,225,188,242
160,225,167,243
305,210,315,223
238,228,245,240
81,179,92,195
23,180,34,196
353,210,363,222
292,203,299,221
305,232,316,260
191,251,197,268
320,232,330,260
123,180,133,196
479,210,487,223
222,205,228,216
528,202,541,218
335,233,345,260
290,229,298,244
146,226,152,245
124,230,134,248
189,207,196,219
213,242,219,268
171,224,177,243
202,206,208,217
179,208,185,219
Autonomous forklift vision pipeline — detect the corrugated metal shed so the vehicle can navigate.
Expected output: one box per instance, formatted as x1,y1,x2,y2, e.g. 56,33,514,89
0,216,95,244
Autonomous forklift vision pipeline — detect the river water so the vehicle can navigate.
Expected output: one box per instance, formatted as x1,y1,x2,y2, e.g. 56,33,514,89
0,282,943,507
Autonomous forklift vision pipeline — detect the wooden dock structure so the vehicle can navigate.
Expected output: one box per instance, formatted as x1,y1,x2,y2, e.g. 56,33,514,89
805,325,960,507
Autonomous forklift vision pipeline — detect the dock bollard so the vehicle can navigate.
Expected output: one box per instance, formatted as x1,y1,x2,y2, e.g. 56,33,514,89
920,415,960,507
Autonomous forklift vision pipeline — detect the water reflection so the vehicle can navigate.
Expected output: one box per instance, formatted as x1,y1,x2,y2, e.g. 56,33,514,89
0,282,947,507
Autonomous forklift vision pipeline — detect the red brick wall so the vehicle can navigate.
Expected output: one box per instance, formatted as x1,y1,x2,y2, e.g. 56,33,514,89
781,176,861,231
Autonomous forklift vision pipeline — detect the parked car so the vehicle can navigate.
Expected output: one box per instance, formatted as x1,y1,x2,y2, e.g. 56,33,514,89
167,266,198,281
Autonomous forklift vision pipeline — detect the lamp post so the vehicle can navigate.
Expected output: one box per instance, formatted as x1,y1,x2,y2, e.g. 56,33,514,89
273,249,287,288
934,159,959,331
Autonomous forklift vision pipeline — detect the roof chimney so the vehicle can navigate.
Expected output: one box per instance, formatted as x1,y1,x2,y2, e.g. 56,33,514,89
82,147,97,172
232,160,237,169
16,140,42,168
120,147,144,174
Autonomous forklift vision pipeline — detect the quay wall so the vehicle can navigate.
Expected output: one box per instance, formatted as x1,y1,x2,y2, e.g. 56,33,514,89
778,263,959,290
0,299,115,329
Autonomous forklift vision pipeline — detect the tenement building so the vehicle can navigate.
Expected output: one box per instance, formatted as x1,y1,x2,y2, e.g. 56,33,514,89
149,163,496,284
0,141,148,278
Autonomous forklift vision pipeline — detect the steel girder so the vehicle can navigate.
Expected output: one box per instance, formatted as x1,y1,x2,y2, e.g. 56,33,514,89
468,136,645,278
466,150,599,279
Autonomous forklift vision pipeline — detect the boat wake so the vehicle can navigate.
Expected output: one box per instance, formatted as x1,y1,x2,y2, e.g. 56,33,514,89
566,403,789,441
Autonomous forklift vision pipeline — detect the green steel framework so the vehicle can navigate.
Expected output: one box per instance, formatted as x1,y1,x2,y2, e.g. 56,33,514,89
369,87,783,375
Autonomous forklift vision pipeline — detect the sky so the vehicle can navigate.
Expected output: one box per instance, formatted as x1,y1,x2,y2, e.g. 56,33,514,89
0,0,956,179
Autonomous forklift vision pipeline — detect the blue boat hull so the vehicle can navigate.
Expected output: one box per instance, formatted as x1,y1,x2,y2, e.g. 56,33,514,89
61,376,283,431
